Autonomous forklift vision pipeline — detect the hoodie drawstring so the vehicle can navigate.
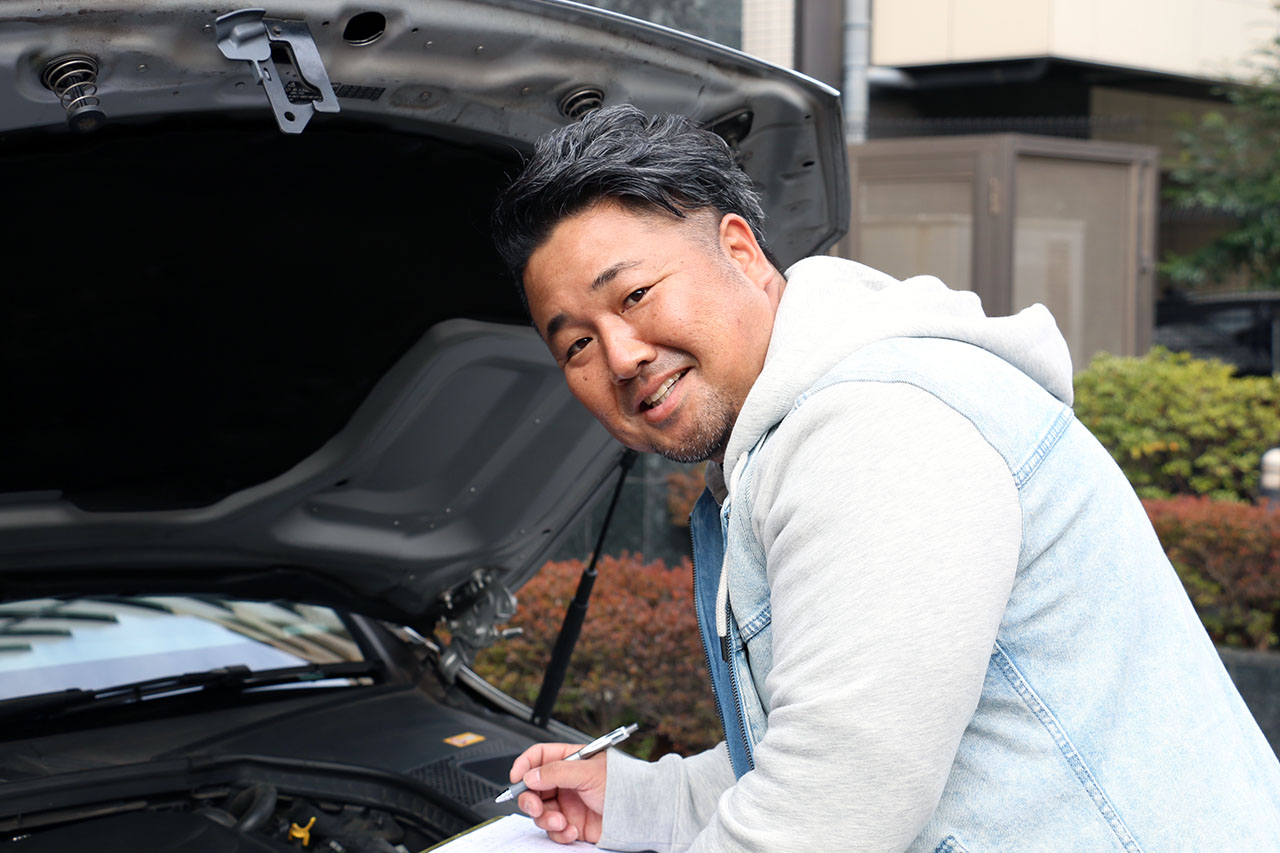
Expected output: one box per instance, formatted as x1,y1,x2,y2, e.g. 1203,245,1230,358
716,449,751,659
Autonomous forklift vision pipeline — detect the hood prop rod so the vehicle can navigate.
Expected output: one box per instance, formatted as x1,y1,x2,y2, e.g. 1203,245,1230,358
530,450,637,728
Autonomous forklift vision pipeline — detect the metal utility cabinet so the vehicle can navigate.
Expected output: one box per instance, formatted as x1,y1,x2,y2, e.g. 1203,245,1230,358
842,134,1159,370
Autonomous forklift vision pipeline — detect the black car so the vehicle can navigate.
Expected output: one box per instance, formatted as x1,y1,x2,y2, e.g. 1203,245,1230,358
0,2,847,849
1155,290,1280,376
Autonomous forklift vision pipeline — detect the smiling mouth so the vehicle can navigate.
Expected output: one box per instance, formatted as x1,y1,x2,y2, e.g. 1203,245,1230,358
642,370,688,410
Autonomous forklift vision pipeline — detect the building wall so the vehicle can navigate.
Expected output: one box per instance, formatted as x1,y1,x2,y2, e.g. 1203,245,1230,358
743,0,795,67
578,0,743,49
1090,87,1227,162
551,454,698,568
872,0,1277,81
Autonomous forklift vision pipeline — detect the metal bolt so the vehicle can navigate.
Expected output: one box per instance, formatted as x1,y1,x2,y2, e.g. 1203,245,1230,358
475,45,484,54
137,64,148,72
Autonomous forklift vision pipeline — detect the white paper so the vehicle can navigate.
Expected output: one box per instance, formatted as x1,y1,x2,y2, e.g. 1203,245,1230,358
428,814,595,852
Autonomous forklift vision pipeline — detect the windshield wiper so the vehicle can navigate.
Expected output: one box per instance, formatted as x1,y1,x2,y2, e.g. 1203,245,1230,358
0,660,383,723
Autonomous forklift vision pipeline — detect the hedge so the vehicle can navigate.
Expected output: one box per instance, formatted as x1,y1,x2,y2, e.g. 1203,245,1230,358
1144,496,1280,650
1073,348,1280,501
471,554,720,760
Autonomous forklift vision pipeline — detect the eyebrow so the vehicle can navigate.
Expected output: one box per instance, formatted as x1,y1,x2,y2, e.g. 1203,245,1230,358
544,312,569,341
591,260,641,291
543,260,643,341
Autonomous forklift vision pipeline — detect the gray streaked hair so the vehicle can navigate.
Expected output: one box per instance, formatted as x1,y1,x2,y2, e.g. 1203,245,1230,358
492,104,773,299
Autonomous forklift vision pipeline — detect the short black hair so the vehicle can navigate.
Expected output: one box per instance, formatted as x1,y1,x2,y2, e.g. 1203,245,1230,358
491,104,772,298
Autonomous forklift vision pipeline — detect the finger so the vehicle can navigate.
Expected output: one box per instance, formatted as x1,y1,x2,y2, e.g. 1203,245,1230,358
526,790,602,845
508,743,585,783
545,823,580,845
517,790,545,818
558,795,590,839
530,799,568,833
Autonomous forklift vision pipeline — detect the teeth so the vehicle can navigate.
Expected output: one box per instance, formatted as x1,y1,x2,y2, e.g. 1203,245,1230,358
645,372,684,408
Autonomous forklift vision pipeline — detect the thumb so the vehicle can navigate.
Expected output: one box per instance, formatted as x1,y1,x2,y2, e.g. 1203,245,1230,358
523,755,606,797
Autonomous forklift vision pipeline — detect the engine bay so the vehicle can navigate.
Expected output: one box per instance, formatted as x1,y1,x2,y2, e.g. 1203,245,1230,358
8,777,446,852
0,683,543,852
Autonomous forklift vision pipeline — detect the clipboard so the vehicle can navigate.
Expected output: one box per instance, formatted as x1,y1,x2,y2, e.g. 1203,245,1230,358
422,813,594,851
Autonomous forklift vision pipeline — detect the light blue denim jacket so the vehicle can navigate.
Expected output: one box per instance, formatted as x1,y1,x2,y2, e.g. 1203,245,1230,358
690,335,1280,851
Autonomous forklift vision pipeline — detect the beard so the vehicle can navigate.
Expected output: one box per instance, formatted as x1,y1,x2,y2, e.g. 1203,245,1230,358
649,383,738,464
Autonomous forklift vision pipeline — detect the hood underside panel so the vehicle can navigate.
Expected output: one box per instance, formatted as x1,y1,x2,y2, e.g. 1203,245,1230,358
0,313,621,624
3,126,527,512
0,0,848,266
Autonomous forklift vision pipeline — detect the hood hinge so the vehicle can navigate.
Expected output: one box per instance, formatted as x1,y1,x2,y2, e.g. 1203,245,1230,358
214,8,339,134
435,568,519,683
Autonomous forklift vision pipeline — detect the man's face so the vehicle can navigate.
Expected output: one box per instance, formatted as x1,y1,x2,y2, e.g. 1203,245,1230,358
523,201,781,463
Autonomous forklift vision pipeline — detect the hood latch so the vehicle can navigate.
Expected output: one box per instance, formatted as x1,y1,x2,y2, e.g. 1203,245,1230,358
214,9,339,134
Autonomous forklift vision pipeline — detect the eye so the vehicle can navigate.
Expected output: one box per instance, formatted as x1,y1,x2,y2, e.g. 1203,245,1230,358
565,337,591,361
622,287,649,308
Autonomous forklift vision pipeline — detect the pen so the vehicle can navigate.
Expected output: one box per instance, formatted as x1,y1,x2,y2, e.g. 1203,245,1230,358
495,723,638,804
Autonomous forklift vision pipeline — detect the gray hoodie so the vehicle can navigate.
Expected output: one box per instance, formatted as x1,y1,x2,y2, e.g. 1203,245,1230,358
596,257,1074,853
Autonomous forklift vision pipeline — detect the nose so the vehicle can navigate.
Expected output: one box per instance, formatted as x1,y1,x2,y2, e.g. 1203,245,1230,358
598,318,655,383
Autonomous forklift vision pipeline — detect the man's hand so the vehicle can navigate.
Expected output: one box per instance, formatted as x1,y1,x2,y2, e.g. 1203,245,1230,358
508,742,607,844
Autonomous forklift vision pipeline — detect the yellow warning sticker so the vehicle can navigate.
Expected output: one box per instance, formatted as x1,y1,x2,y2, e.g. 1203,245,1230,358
444,732,486,748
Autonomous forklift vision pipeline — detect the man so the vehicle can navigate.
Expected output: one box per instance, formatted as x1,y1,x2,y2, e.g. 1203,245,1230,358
490,105,1280,852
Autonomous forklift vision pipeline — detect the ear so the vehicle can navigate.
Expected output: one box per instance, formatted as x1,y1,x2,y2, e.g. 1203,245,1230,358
718,213,776,290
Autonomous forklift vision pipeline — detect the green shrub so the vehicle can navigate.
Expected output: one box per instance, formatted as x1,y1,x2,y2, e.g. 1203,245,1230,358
1144,497,1280,650
473,553,721,760
1073,348,1280,501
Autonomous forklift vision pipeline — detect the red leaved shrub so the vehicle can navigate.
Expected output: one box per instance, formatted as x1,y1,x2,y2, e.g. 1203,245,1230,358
472,553,721,759
1144,497,1280,650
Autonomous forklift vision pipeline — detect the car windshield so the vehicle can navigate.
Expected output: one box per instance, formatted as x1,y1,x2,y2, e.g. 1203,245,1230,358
0,597,363,701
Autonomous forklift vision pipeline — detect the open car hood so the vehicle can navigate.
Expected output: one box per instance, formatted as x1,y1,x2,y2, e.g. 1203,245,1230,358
0,0,848,626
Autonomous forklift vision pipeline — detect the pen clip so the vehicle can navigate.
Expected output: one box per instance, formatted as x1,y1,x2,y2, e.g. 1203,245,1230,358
579,723,637,758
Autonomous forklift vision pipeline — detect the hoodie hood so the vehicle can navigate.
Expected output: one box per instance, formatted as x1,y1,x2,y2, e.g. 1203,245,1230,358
711,256,1074,495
